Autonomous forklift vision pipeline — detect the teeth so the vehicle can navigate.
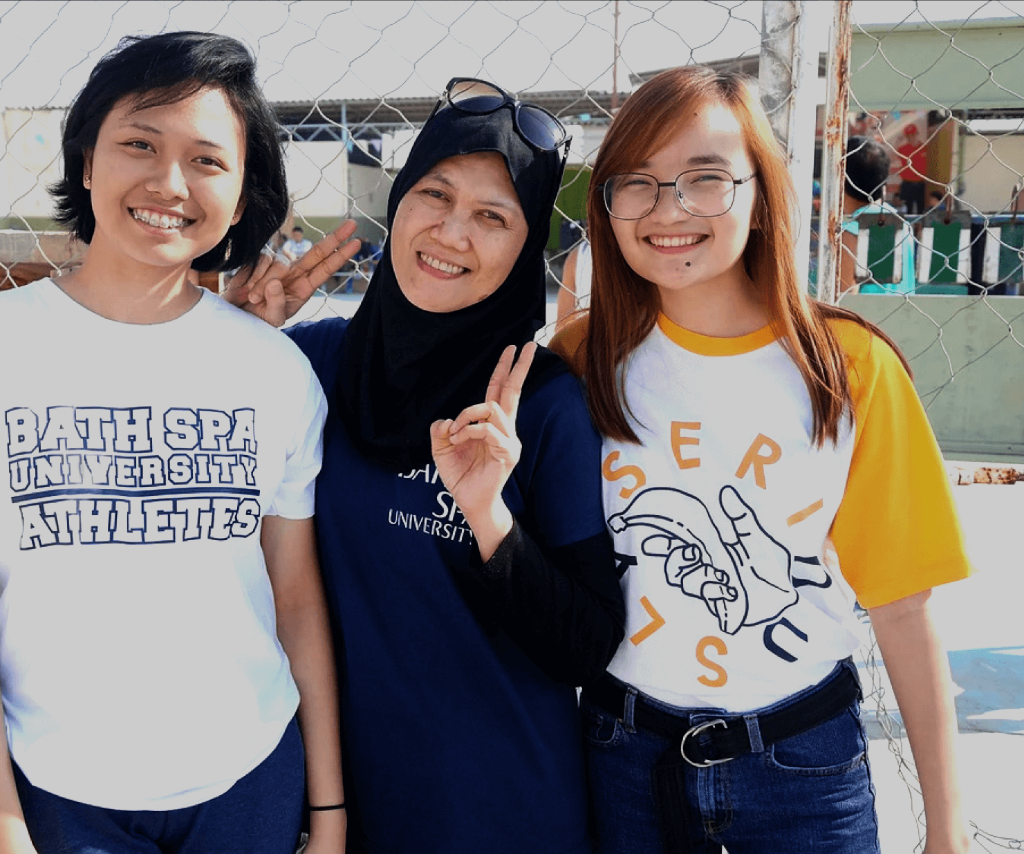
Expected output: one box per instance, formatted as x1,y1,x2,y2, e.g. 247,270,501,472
650,234,706,248
133,209,188,229
421,253,465,275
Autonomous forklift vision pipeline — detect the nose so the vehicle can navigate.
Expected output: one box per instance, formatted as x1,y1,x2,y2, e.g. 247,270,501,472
650,182,691,221
146,157,189,200
431,211,472,251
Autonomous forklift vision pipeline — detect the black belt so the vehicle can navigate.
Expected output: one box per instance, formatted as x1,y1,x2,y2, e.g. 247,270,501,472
583,663,861,768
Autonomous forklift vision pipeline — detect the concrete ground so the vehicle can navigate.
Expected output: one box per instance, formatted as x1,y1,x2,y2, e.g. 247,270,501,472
867,481,1023,853
296,294,1023,852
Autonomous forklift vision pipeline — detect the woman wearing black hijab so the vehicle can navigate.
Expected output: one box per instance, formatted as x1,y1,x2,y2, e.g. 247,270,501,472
284,80,625,854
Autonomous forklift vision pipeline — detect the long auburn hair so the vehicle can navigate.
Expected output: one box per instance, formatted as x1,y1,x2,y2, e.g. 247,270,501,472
584,65,910,445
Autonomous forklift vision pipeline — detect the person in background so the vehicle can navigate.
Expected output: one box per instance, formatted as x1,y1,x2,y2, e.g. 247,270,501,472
555,220,591,331
840,135,917,295
228,76,625,854
928,189,949,214
283,225,313,261
551,65,971,854
895,124,928,217
0,32,349,854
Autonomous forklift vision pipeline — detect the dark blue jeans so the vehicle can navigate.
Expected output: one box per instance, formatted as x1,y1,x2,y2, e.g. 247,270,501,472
581,661,880,854
15,717,304,854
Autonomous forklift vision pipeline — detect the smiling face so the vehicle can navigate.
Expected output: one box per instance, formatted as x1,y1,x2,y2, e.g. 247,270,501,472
609,101,758,317
83,86,246,280
390,152,529,314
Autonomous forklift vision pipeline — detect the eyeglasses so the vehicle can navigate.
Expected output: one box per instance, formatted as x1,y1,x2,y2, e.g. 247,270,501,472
601,169,757,220
430,77,570,154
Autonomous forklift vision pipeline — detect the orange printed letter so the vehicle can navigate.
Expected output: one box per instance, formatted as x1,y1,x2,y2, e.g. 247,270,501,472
670,421,701,470
602,451,646,499
735,434,781,489
696,636,728,687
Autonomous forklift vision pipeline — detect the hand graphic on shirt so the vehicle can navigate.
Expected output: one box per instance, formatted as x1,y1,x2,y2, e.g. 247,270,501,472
609,485,796,635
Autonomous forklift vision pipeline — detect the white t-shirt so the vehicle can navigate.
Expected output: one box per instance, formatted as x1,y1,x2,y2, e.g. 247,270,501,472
0,280,327,809
601,315,971,711
283,237,313,259
570,241,592,309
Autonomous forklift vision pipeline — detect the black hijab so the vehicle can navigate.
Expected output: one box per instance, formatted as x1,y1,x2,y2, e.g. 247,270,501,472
334,95,568,472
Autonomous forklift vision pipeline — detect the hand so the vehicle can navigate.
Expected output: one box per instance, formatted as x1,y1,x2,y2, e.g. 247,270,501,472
223,220,361,327
430,343,536,560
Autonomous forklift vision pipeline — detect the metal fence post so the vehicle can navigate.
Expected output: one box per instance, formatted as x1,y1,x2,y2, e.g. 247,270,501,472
815,0,853,305
759,0,821,293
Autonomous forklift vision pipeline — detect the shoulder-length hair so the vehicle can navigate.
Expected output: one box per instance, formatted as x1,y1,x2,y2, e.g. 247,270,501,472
584,65,909,445
50,31,288,273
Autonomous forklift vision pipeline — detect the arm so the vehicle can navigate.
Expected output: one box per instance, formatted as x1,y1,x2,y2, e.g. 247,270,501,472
450,522,624,686
0,705,38,854
555,247,578,331
262,515,345,854
868,589,969,854
431,345,625,685
840,226,858,294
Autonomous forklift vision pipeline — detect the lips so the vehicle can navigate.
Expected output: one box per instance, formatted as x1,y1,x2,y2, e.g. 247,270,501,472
131,208,193,230
648,234,708,248
419,251,468,275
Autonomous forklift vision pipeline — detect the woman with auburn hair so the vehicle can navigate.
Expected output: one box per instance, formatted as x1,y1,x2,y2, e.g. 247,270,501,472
551,65,972,854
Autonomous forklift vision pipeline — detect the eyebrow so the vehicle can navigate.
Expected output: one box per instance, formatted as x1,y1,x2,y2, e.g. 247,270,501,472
637,152,732,170
122,120,229,152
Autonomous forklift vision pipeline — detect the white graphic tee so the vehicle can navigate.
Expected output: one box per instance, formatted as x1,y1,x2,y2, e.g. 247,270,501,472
0,280,326,810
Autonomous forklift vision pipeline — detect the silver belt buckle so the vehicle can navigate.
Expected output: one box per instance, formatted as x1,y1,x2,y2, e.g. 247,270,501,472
680,718,731,768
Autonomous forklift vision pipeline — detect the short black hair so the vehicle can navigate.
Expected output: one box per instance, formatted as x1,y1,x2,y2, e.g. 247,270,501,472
291,226,304,234
51,31,288,272
845,136,890,204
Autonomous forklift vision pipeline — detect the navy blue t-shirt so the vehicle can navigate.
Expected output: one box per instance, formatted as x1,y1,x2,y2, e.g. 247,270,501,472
287,318,608,854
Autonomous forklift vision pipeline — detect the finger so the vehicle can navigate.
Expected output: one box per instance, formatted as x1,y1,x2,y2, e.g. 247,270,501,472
719,485,759,539
244,251,279,305
484,346,517,406
700,582,738,602
262,280,287,328
500,341,537,418
449,401,511,437
446,422,518,460
295,221,360,279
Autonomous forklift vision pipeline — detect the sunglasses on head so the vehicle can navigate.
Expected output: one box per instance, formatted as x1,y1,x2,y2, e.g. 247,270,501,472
430,77,570,154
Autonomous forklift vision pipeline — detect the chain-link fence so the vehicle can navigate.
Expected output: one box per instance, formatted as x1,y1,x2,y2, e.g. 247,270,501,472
1,1,1022,850
4,1,1022,462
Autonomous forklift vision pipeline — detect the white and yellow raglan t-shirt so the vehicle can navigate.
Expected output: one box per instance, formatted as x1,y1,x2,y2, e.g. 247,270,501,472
595,314,972,712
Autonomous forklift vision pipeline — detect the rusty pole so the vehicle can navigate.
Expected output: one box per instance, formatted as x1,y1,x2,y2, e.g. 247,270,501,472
815,0,853,306
611,0,620,112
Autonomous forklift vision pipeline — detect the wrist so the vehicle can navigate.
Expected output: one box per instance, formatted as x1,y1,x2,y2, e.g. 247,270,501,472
466,503,514,563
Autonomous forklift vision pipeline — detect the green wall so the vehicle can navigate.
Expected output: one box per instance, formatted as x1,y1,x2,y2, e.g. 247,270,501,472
843,294,1024,461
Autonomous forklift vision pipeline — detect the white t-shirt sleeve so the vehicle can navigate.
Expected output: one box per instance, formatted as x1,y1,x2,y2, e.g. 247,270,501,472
266,366,328,518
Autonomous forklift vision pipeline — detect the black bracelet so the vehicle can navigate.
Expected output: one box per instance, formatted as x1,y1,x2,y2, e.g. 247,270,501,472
309,802,346,811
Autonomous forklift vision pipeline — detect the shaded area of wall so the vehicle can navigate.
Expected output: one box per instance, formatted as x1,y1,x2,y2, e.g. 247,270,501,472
843,293,1024,461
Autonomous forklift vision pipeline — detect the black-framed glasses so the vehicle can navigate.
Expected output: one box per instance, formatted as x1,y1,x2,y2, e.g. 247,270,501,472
601,169,757,220
430,77,570,154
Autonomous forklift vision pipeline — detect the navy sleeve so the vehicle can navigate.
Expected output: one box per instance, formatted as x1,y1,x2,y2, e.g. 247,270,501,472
447,369,625,686
283,317,348,392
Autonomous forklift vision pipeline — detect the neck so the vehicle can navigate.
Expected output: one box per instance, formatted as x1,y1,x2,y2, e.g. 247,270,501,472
657,275,768,338
57,254,202,324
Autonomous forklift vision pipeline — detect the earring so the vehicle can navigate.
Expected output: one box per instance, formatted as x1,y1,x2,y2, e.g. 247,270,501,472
84,175,91,188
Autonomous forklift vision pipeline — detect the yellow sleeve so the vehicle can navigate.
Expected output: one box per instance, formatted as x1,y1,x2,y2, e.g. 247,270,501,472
830,321,973,607
547,313,588,377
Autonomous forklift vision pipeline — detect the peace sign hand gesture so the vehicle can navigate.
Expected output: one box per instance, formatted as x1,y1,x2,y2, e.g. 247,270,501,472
223,220,361,327
430,343,536,562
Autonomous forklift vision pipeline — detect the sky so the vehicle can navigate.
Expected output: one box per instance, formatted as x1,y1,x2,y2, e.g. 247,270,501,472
2,0,1022,112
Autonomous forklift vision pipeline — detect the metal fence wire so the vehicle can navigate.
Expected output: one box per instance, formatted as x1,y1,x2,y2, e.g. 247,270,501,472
1,1,1022,849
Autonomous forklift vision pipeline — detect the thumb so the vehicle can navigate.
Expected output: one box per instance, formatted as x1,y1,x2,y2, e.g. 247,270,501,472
263,279,287,328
